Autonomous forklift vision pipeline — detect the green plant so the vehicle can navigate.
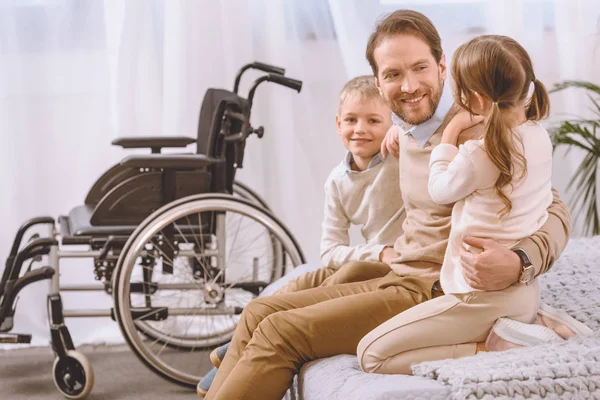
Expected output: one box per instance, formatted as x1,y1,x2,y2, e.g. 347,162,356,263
550,80,600,235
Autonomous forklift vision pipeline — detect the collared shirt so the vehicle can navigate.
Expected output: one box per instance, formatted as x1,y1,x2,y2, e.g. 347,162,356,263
391,85,453,148
343,151,385,173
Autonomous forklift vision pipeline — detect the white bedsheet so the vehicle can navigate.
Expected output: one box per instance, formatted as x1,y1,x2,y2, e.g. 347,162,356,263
295,354,448,400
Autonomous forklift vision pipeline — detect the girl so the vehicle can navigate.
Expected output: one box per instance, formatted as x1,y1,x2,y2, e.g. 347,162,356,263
357,35,592,374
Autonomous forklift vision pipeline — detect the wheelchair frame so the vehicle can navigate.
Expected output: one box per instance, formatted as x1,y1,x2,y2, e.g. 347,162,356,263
0,62,305,399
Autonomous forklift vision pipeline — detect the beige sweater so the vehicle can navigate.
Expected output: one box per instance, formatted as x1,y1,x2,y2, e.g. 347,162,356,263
429,121,554,293
391,106,570,281
320,154,405,269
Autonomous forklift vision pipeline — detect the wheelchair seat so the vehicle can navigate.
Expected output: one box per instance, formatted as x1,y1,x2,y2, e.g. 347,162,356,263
65,206,137,237
58,88,248,246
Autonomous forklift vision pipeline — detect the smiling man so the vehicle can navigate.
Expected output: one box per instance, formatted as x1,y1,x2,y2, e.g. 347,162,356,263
204,10,571,400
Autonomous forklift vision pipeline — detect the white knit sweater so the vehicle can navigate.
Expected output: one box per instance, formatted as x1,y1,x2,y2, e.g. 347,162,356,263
428,120,553,293
320,154,405,269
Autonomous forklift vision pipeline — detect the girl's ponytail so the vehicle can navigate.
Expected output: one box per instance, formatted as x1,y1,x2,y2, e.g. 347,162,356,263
526,78,550,120
485,101,527,217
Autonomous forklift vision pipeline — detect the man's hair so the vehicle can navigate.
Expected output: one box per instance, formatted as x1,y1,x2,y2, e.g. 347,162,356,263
366,10,443,76
338,75,382,111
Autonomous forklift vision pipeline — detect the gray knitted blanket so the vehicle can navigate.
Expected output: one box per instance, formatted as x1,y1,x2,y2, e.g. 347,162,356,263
412,236,600,399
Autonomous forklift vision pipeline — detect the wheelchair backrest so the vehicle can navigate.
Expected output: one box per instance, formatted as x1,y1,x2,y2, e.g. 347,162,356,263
196,89,248,157
196,88,249,193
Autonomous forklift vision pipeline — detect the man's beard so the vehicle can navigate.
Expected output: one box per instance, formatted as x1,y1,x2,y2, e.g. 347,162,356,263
390,77,444,126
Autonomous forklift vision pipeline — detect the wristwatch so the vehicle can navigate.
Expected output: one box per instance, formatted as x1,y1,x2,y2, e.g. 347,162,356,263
514,247,535,284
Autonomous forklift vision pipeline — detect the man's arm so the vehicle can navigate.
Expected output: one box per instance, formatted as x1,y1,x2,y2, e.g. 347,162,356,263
460,188,571,290
513,188,571,276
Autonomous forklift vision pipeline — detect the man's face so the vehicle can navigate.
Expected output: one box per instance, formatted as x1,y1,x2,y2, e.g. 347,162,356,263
374,34,446,126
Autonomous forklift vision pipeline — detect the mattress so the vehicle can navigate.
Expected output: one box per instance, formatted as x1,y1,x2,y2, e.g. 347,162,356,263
294,354,449,400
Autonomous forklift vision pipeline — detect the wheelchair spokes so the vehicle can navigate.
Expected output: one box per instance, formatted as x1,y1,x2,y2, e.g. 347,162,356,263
113,195,304,387
127,207,279,345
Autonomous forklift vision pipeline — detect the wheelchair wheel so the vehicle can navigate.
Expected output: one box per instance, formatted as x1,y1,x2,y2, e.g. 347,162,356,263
133,183,285,350
232,180,270,210
112,194,304,388
52,350,95,399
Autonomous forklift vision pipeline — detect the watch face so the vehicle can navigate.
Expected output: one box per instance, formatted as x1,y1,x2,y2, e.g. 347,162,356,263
522,265,535,283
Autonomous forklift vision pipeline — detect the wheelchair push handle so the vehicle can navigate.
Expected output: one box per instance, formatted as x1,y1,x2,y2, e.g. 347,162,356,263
266,74,303,93
252,62,285,75
234,62,286,94
246,73,303,118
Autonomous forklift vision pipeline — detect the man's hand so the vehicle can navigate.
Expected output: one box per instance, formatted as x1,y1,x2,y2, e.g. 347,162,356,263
381,125,400,158
379,246,398,265
459,236,521,291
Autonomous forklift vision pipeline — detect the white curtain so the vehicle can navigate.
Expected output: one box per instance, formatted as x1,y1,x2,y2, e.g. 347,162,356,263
0,0,598,346
329,0,600,234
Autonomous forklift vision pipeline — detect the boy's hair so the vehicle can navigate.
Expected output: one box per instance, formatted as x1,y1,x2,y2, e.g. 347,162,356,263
451,34,550,217
366,10,443,76
338,75,382,111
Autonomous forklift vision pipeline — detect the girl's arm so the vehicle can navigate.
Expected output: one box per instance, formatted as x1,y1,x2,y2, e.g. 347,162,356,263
429,111,487,205
428,142,482,205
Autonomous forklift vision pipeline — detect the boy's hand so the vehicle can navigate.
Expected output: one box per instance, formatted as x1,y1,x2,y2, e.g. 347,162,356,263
442,111,484,145
381,125,400,158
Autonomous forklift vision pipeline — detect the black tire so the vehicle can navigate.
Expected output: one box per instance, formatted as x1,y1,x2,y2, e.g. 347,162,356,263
112,194,304,388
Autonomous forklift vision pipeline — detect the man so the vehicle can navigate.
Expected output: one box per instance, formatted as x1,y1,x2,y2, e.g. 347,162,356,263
204,10,570,400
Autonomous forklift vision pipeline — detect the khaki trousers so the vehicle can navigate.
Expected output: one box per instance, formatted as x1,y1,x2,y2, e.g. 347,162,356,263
358,280,540,374
205,265,438,400
277,261,392,294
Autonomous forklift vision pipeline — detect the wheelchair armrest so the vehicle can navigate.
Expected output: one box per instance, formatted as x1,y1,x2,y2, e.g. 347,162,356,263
112,136,196,153
120,154,222,170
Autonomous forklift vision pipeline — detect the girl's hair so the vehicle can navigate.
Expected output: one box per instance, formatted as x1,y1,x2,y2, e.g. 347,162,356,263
451,35,550,216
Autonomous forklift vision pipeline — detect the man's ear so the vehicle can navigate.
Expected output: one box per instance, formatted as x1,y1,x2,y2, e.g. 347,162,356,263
439,53,447,80
335,114,342,135
375,77,383,96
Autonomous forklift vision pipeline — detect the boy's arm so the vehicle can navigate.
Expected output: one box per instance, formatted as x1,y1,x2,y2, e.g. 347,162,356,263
320,182,386,269
513,188,571,276
428,143,481,205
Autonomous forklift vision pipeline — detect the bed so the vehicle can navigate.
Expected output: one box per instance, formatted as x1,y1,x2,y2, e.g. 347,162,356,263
279,236,600,400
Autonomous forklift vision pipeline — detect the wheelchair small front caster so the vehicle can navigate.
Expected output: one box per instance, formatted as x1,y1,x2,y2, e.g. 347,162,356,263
52,350,95,399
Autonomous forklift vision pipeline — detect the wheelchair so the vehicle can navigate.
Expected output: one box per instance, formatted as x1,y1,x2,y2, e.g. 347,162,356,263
0,62,306,399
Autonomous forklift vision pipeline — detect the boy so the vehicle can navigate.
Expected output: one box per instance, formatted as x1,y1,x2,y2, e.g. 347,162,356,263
197,75,404,397
276,74,404,293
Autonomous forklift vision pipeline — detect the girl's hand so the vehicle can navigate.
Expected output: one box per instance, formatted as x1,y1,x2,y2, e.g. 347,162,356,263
442,111,484,145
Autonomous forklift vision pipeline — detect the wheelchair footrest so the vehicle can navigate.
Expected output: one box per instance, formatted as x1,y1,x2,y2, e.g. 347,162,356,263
0,333,32,344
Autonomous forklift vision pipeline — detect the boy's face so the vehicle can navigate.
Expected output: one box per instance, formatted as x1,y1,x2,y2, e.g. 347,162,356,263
336,95,392,160
374,34,446,127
